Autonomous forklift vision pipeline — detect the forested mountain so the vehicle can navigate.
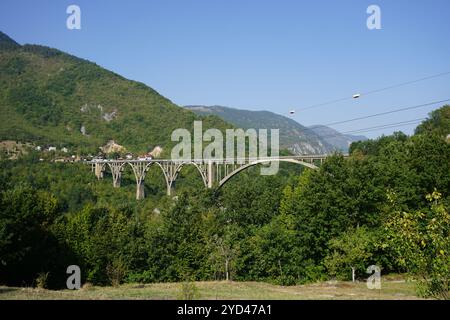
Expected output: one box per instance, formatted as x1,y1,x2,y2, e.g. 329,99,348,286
0,31,231,155
0,29,449,299
1,106,448,293
186,105,365,154
308,125,367,153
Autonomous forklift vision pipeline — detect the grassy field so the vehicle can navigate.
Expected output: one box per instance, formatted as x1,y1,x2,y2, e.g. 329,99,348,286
0,277,422,300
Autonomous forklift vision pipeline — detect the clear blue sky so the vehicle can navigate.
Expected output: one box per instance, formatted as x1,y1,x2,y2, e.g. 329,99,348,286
1,0,449,137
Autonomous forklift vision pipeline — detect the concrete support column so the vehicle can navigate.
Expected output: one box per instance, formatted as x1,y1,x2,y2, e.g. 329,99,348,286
109,164,122,188
136,181,145,200
166,182,172,196
94,163,104,180
162,162,176,197
113,174,121,188
131,162,147,200
207,160,214,188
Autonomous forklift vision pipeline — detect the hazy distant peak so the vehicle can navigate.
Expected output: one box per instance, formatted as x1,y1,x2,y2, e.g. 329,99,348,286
0,31,20,49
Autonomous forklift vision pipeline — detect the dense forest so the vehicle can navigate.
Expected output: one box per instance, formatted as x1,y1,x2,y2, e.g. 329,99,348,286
0,105,449,298
0,31,232,155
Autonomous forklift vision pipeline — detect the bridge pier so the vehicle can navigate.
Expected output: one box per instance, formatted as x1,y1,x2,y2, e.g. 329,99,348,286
113,175,121,188
166,182,172,196
87,155,333,200
161,162,177,197
130,162,148,200
136,181,145,200
108,162,123,188
94,163,105,179
207,160,214,188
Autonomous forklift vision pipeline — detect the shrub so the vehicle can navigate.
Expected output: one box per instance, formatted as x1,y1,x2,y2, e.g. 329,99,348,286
177,281,200,300
36,272,49,289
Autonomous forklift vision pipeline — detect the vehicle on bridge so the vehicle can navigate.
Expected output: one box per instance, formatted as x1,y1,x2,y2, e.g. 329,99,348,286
86,155,336,200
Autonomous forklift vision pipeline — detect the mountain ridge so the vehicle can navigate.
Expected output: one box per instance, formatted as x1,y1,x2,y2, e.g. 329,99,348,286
0,31,233,155
308,125,367,152
0,31,365,156
186,105,366,154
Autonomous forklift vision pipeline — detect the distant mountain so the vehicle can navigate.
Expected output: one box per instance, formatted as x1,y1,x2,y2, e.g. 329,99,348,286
0,31,20,49
0,31,231,155
186,105,367,154
186,105,338,154
308,125,367,153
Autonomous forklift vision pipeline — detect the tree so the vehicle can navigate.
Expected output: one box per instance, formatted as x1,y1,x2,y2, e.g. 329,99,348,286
324,227,378,281
415,105,450,138
385,190,450,299
0,184,68,287
208,230,239,281
143,193,210,282
242,213,309,285
279,155,383,271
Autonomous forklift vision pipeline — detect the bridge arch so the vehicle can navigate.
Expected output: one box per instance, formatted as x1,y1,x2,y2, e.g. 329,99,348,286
126,161,172,187
173,162,208,188
218,158,318,189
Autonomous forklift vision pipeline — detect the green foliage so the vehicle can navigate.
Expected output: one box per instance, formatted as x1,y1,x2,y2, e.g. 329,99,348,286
0,184,70,288
240,213,313,285
143,193,210,282
177,281,200,300
106,257,127,287
54,204,147,285
0,105,449,296
0,41,232,153
385,190,450,299
279,155,384,270
415,105,450,138
324,227,379,281
207,231,239,281
218,168,289,227
35,272,50,289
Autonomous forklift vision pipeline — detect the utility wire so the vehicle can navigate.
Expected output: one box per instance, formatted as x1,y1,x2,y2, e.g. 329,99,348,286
294,71,450,112
323,98,450,126
361,71,450,96
317,118,426,140
339,118,426,135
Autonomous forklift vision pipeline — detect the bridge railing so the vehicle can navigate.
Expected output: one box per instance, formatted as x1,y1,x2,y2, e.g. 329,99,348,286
85,153,348,199
85,154,345,165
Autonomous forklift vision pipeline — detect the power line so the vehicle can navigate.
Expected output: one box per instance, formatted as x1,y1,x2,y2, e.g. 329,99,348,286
293,71,450,112
323,98,450,126
317,118,426,140
361,71,450,96
339,118,426,135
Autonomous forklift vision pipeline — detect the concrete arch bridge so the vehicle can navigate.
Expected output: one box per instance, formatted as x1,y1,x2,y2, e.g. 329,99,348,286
87,155,333,200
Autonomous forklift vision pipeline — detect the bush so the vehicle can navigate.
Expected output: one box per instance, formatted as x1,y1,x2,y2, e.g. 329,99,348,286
36,272,49,289
324,227,378,281
177,281,200,300
385,190,450,299
106,258,127,287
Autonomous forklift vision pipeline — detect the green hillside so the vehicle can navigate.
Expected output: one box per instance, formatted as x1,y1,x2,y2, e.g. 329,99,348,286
308,125,367,153
186,105,338,154
0,31,231,155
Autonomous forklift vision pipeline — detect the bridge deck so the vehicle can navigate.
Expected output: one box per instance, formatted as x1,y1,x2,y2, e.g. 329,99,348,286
86,154,347,199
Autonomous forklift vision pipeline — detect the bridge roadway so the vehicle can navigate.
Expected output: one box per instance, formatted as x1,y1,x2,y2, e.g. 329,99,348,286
87,155,335,200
